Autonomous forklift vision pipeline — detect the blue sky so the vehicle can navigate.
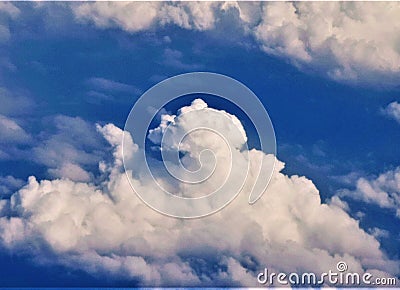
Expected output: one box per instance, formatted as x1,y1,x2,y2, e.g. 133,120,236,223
0,2,400,287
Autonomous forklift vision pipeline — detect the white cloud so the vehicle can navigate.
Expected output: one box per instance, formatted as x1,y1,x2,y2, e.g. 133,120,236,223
0,114,32,162
328,196,350,212
72,2,218,33
47,163,91,183
338,167,400,219
0,87,35,117
0,114,31,144
0,175,24,197
85,77,141,104
31,115,106,182
0,24,10,43
0,2,20,19
71,2,400,86
161,48,203,70
0,2,20,44
73,2,160,33
86,77,140,94
382,102,400,124
369,227,390,240
0,100,398,286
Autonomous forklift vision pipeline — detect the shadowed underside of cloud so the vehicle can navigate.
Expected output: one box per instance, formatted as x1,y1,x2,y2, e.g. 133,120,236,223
71,1,400,87
0,100,398,286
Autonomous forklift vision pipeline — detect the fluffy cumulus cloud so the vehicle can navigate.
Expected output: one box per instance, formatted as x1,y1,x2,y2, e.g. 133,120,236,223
0,2,20,43
71,1,400,86
0,112,106,179
72,2,218,32
31,115,107,182
339,167,400,219
0,2,19,19
251,2,400,85
0,100,398,286
382,102,400,124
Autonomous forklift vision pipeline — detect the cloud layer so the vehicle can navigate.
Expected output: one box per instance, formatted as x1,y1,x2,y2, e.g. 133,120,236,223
0,100,398,286
71,1,400,86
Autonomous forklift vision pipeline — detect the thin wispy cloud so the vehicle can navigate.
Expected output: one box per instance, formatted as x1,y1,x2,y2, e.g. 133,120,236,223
382,102,400,124
162,48,203,70
85,77,142,104
0,115,31,145
86,77,140,94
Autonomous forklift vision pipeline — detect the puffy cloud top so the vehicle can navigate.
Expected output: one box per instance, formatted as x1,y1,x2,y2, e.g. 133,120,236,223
0,100,398,286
